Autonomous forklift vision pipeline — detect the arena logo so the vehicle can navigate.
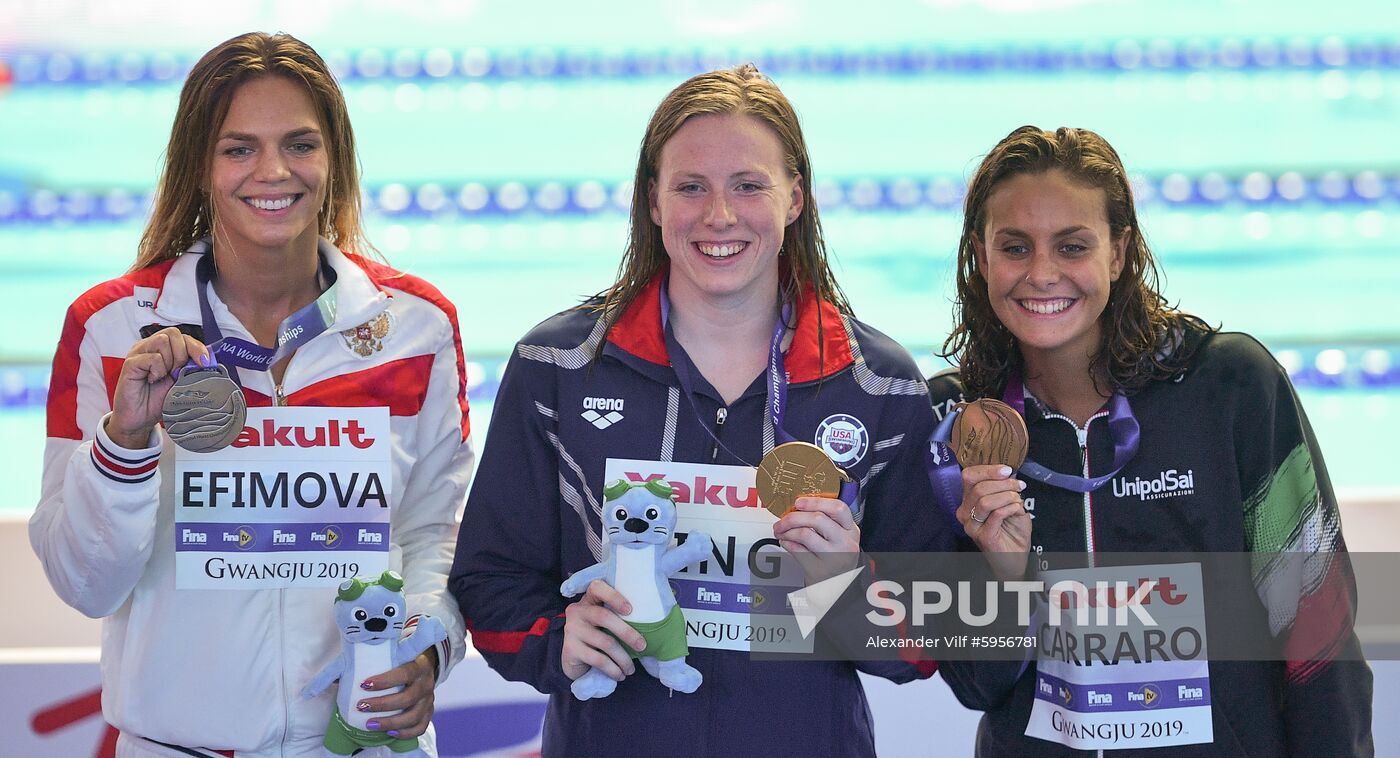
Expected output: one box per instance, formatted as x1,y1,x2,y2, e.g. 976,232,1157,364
815,414,869,466
1112,469,1196,501
581,396,624,429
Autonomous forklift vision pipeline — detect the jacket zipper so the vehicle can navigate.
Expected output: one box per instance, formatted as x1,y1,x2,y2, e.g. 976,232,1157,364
710,407,727,462
1040,409,1109,566
1040,408,1108,758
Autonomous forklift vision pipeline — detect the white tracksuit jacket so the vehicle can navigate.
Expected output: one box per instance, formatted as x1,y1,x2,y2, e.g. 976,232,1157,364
30,241,473,757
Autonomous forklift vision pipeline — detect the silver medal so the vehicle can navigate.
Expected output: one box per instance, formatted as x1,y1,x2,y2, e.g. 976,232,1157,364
162,364,247,453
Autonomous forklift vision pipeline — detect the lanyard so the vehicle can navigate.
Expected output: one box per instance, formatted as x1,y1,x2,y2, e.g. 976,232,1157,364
926,371,1141,515
658,278,858,509
188,239,339,387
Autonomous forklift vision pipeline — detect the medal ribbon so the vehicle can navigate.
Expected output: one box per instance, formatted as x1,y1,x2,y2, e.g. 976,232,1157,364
925,372,1140,516
659,278,859,510
188,239,339,387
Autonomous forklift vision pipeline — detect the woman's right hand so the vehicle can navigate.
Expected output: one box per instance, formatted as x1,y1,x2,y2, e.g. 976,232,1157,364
957,464,1033,580
107,327,209,450
561,580,646,683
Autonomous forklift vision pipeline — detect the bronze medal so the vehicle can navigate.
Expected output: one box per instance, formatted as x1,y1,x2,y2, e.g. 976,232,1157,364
756,441,851,518
162,364,247,453
950,398,1028,469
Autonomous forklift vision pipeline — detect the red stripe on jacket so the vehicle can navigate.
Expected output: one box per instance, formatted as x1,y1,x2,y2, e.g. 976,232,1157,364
284,355,435,415
48,262,176,440
102,354,432,420
347,253,471,441
467,615,558,654
607,271,855,384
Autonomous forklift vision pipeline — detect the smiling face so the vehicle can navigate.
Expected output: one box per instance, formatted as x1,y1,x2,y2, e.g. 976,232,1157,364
974,170,1127,370
207,76,328,256
648,112,802,310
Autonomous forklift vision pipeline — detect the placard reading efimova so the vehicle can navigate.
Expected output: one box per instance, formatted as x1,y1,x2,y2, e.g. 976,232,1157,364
173,407,391,589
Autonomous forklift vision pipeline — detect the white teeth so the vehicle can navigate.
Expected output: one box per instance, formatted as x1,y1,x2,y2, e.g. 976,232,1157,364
248,196,294,211
1020,299,1073,315
697,242,745,258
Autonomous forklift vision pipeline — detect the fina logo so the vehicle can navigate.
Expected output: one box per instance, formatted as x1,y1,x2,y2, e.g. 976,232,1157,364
581,396,624,430
1129,683,1162,708
815,413,869,465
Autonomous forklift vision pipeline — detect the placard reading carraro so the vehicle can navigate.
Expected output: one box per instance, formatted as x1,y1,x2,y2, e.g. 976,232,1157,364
174,407,391,589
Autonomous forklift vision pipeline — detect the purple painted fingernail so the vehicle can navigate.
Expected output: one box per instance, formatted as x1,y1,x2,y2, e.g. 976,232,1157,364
356,701,370,712
361,679,374,690
387,730,400,737
366,720,380,730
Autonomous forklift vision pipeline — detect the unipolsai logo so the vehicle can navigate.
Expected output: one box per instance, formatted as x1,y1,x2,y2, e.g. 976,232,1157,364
1112,469,1196,501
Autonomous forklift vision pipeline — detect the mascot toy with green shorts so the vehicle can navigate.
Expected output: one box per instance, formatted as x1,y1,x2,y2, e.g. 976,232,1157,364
560,478,712,700
303,570,447,756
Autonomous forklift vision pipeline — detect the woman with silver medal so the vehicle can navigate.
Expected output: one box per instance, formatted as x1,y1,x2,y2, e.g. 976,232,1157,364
450,65,957,758
31,33,472,757
928,126,1373,756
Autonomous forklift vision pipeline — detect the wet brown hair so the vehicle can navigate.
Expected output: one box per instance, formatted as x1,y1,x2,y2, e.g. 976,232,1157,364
942,125,1212,398
594,64,850,356
131,32,368,271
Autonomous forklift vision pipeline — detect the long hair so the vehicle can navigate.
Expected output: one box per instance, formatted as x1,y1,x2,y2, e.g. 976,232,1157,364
594,64,851,358
131,32,368,272
942,125,1212,398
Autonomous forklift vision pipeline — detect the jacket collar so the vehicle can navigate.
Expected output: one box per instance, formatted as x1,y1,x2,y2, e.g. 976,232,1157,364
151,237,390,333
606,269,855,384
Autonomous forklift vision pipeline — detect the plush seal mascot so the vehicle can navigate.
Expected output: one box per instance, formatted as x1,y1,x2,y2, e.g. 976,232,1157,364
560,479,712,700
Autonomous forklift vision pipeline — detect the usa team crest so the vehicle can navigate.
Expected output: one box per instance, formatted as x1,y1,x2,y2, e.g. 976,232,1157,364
341,312,392,357
815,413,869,466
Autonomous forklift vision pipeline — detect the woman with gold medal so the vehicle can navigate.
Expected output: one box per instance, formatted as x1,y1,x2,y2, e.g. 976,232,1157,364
450,65,956,757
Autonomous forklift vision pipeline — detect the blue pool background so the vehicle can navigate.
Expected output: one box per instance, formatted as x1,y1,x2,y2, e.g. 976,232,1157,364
1,1,1396,511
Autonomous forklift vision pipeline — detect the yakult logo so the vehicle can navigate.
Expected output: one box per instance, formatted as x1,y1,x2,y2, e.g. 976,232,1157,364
624,471,757,508
1111,469,1196,501
232,419,374,449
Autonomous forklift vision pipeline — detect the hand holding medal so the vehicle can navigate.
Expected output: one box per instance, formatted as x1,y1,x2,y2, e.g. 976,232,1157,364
945,399,1033,574
106,326,215,450
162,355,247,453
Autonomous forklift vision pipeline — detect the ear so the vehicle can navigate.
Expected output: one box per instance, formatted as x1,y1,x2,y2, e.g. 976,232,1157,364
1110,228,1129,281
786,174,804,225
648,178,661,227
971,233,988,272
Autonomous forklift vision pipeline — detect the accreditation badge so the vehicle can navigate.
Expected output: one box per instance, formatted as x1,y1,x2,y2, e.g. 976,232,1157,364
172,406,392,589
605,458,810,654
1026,563,1213,750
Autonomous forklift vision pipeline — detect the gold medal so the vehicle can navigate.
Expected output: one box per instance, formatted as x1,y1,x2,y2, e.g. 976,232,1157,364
950,398,1028,469
756,441,851,517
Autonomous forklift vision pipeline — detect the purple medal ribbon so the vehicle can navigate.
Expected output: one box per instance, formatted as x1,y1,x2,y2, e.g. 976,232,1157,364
659,278,859,510
190,243,338,387
926,372,1141,516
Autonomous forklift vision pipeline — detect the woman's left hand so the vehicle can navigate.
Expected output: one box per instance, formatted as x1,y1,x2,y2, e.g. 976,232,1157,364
773,496,861,583
356,646,439,737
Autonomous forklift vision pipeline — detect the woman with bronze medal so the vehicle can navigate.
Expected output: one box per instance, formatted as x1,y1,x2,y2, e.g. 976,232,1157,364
929,126,1372,755
450,65,955,757
31,33,472,757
